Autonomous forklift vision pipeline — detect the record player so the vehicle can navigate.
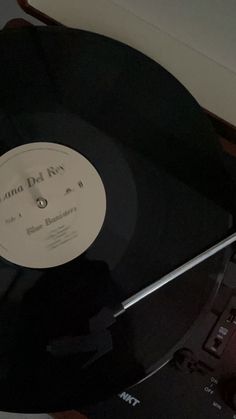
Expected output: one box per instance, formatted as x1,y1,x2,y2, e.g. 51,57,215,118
1,3,236,419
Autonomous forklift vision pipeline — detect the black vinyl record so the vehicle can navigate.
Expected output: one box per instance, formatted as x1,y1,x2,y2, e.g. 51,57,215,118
0,26,234,412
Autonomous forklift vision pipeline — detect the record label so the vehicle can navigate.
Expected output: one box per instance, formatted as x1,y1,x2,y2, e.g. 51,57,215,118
0,142,106,268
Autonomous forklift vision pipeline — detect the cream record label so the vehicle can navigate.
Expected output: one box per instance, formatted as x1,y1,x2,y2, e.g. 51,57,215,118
0,142,106,268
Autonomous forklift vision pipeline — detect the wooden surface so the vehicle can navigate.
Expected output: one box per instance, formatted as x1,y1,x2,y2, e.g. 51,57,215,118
17,0,58,24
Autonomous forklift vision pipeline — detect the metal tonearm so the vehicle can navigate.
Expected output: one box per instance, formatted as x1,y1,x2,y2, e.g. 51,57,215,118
115,232,236,317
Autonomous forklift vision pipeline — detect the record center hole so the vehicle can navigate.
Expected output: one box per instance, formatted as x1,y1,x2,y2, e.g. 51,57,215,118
36,197,48,209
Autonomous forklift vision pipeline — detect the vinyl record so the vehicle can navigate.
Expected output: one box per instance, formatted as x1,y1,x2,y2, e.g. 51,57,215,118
0,26,234,412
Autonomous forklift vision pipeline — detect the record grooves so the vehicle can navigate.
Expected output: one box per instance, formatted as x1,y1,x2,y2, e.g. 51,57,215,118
0,26,234,412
